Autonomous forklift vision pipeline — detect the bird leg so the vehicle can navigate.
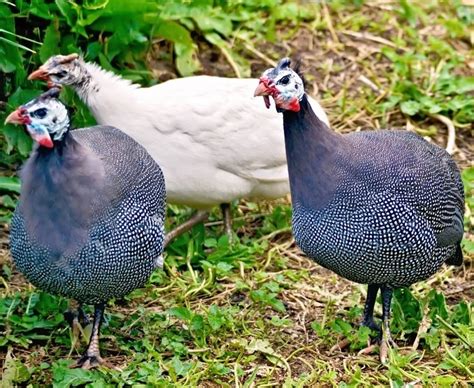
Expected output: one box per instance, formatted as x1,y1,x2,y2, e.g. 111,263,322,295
64,301,90,328
75,303,106,369
358,286,398,361
379,286,397,364
361,284,381,332
64,300,92,352
220,203,234,242
164,210,209,247
64,301,82,351
77,305,90,327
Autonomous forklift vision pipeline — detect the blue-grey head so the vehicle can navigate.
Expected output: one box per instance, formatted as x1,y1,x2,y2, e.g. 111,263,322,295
5,88,70,148
254,57,305,112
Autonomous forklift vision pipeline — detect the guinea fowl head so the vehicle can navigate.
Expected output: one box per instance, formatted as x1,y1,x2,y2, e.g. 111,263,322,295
5,88,70,148
28,53,83,87
254,57,304,112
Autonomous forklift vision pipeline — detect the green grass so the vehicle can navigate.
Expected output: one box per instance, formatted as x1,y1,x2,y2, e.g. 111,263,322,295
1,0,473,386
1,206,473,386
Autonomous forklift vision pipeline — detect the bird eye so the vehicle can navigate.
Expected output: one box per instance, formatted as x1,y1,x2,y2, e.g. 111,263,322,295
279,75,291,85
55,70,68,78
32,108,47,119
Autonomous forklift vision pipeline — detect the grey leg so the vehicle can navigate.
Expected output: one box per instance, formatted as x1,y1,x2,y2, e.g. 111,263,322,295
64,302,90,328
78,305,90,327
164,210,209,247
76,303,105,369
379,285,397,363
220,203,233,242
361,284,381,332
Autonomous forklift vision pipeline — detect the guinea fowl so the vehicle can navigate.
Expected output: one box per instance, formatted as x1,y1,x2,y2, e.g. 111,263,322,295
6,88,166,368
254,58,464,363
28,54,329,243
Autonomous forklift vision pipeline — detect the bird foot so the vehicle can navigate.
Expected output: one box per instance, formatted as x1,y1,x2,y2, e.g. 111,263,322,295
355,335,397,363
330,338,352,353
380,333,398,364
74,353,106,370
357,343,378,356
330,319,380,353
225,228,235,245
164,210,209,247
330,326,397,364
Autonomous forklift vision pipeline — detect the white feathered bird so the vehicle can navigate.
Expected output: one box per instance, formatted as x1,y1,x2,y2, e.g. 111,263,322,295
29,54,329,241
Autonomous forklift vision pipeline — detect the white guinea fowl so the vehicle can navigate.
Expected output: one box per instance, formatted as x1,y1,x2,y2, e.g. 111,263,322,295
29,54,329,238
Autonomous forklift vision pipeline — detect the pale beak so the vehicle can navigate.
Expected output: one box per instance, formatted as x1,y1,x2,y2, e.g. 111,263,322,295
4,109,25,125
254,80,270,97
28,67,49,81
254,78,274,109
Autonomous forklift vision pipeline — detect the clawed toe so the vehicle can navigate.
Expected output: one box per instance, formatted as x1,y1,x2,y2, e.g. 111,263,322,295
379,332,398,364
357,343,378,356
330,338,351,352
331,328,398,364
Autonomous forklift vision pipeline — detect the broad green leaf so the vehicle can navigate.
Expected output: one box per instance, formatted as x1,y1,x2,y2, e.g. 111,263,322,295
192,12,233,36
450,301,470,325
28,0,54,19
154,20,201,76
169,306,193,322
1,194,16,209
39,22,61,63
207,305,225,331
400,100,421,116
0,5,23,73
0,176,20,194
55,0,77,27
429,290,449,322
434,375,457,387
169,357,193,377
1,352,31,385
52,360,96,388
1,125,32,157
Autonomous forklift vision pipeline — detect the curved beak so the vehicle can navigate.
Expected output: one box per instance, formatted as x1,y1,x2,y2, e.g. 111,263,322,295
28,66,49,81
254,77,274,109
254,79,271,97
5,108,25,125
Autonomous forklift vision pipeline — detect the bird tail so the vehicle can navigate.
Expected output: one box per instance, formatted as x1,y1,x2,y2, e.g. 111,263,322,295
445,244,463,266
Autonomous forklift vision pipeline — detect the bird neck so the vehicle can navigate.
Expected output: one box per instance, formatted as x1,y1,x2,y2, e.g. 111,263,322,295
36,128,74,156
282,94,347,209
21,132,107,255
73,62,140,117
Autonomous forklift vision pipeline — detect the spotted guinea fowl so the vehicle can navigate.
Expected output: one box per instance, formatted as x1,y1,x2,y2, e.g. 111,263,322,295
254,58,464,363
6,88,166,368
28,54,329,242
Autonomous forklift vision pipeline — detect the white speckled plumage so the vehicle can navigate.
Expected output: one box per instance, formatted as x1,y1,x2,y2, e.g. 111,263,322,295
10,92,166,305
256,58,464,362
8,90,167,366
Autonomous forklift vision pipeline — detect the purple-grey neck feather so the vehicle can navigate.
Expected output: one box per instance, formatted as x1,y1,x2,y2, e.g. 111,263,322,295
18,132,110,255
283,95,353,209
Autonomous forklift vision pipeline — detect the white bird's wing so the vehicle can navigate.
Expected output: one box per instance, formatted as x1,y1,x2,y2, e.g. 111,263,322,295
138,76,328,198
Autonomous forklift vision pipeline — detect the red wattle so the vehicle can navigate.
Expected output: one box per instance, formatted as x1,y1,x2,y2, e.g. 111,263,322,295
289,98,300,112
38,137,54,148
